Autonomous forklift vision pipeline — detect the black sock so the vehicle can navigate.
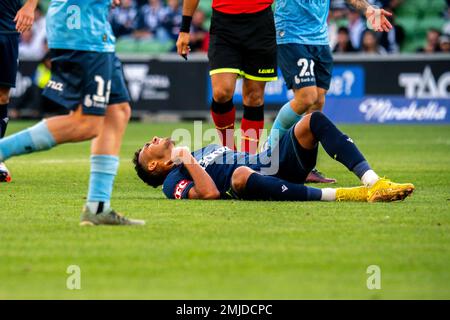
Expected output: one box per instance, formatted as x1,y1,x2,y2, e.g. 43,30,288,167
243,173,322,201
0,104,8,138
309,111,368,173
211,99,234,114
242,104,264,121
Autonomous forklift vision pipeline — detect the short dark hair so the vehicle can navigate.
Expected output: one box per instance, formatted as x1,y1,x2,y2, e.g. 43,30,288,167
337,26,349,35
132,148,166,188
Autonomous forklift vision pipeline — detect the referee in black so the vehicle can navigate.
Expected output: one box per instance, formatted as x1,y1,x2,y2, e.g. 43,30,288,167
176,0,277,154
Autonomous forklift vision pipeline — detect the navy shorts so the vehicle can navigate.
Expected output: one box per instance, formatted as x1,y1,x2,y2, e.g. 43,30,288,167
0,33,19,88
259,126,318,184
278,43,333,91
43,49,130,116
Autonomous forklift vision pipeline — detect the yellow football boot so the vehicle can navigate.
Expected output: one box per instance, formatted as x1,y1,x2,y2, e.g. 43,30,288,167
367,178,414,202
336,186,369,202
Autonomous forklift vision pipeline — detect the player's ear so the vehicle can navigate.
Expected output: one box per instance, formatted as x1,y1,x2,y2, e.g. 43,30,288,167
147,161,158,172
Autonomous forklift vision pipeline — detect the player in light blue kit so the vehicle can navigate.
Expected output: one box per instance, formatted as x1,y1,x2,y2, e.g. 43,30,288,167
267,0,393,183
0,0,145,226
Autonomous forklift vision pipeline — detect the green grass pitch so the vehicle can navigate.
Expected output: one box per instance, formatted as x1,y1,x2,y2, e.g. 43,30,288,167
0,121,449,299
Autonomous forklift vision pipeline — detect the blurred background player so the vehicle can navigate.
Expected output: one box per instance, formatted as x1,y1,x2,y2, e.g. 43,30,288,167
266,0,393,183
10,52,67,119
176,0,277,154
133,111,414,203
0,0,144,226
0,0,40,182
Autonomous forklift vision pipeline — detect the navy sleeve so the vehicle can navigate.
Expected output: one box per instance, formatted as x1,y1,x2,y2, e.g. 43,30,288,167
162,168,195,199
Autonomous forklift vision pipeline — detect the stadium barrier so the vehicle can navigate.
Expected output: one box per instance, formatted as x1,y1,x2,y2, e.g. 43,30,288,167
11,53,450,124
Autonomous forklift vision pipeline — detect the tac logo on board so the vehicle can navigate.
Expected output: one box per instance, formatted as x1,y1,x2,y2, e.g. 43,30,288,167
399,66,450,99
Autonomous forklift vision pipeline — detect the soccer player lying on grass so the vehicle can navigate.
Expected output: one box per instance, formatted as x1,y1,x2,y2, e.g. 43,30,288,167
133,112,414,202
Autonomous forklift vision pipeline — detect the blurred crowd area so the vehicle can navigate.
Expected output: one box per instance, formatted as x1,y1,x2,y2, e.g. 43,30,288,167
18,0,450,60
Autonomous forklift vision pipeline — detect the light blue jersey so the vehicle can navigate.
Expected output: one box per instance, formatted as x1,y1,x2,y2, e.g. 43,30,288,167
46,0,115,52
275,0,330,46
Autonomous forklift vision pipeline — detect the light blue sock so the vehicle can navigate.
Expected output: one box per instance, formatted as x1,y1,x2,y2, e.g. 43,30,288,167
0,120,56,161
269,102,303,147
86,155,119,213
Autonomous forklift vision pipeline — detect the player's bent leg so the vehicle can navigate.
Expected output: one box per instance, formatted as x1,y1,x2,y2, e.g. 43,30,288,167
233,168,369,202
46,107,103,143
210,73,238,150
233,166,322,201
0,107,106,185
303,111,414,202
0,117,57,162
241,79,265,154
294,109,336,183
291,87,336,184
232,166,368,202
304,88,337,183
0,105,106,165
306,111,371,177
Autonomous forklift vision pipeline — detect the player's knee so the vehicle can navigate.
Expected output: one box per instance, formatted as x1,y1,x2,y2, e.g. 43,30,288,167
243,90,264,106
292,90,318,112
212,86,234,103
117,103,132,121
295,113,313,136
308,96,325,113
109,102,131,123
308,111,333,138
293,113,319,150
231,166,254,195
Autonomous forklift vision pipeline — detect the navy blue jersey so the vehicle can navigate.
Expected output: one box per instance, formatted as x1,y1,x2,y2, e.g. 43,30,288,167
0,0,21,33
162,145,264,199
162,127,319,200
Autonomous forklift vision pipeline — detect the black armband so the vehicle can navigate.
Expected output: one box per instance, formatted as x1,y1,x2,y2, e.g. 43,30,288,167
180,15,192,33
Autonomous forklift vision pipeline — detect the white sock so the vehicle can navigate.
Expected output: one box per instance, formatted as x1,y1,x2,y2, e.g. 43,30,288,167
321,188,336,201
86,201,111,214
361,170,380,187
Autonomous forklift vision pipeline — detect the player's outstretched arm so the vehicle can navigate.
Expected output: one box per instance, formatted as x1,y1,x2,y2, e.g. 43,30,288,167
15,0,39,33
171,147,220,200
176,0,200,58
345,0,393,32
